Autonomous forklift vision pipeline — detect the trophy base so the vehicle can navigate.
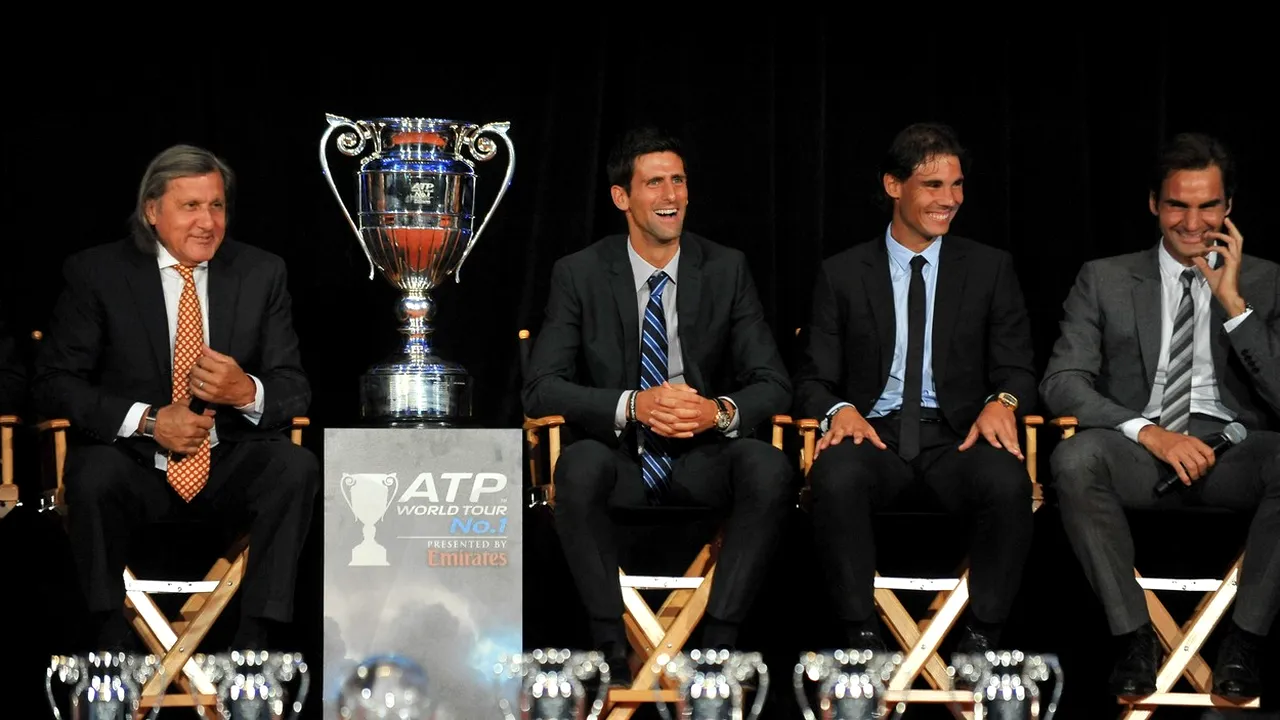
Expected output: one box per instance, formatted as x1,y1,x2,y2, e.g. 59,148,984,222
359,356,473,427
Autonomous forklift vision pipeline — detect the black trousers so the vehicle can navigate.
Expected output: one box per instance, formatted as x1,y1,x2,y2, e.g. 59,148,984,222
809,413,1034,626
552,437,793,646
64,437,320,624
1051,418,1280,636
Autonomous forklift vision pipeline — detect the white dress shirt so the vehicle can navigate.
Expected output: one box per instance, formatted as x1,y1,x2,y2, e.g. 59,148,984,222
613,239,740,436
116,244,265,469
1117,242,1252,442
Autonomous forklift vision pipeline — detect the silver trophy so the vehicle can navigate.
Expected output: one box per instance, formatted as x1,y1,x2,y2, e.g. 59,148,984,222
320,113,516,425
655,648,769,720
337,654,432,719
495,648,610,720
46,651,164,720
794,649,904,720
188,650,310,719
949,651,1063,720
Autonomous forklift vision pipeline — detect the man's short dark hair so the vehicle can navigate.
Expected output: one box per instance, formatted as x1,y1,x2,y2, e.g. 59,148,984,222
877,122,967,210
1149,132,1236,202
606,127,686,192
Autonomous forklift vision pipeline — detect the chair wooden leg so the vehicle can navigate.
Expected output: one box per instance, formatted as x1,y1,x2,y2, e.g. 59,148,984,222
881,571,973,720
1119,554,1261,717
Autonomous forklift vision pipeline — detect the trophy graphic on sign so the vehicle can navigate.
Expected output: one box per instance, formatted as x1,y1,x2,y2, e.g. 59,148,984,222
341,473,399,567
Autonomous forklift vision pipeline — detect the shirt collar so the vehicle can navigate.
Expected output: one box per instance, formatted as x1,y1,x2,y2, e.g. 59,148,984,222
627,237,680,293
884,223,942,272
156,243,209,272
1156,239,1207,287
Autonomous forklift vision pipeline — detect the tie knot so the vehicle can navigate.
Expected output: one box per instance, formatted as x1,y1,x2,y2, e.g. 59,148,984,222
648,271,670,295
175,264,196,282
910,255,927,272
1181,268,1196,287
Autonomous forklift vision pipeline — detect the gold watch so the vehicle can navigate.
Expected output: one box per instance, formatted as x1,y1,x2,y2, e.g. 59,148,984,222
992,392,1018,411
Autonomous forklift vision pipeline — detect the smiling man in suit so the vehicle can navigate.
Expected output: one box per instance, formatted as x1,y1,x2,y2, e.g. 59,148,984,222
794,122,1039,654
1042,132,1280,698
522,126,793,683
33,144,319,652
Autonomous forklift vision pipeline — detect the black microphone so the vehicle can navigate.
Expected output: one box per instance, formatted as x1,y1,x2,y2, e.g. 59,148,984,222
1153,422,1247,497
188,397,208,414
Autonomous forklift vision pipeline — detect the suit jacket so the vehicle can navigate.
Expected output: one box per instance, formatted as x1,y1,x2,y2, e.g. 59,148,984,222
0,303,26,416
521,232,792,448
33,238,311,457
793,235,1039,437
1040,247,1280,431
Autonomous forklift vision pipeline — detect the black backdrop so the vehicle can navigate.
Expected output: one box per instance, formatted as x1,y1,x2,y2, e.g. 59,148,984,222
2,26,1278,719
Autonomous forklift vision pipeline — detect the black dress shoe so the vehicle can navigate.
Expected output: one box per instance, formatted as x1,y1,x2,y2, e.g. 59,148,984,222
1212,624,1264,699
1109,623,1160,697
605,654,634,688
955,623,1000,657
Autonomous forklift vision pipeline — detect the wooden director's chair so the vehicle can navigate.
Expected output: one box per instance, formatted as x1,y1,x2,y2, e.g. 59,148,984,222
790,411,1046,719
33,332,311,714
1049,417,1261,718
1,412,20,519
519,329,795,719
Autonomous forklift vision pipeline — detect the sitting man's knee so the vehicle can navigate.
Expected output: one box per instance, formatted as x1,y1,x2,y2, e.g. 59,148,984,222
64,445,139,503
1050,430,1111,496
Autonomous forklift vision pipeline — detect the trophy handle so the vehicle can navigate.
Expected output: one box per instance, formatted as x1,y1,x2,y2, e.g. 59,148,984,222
45,656,80,720
340,474,357,515
454,121,516,283
284,656,312,720
132,659,167,720
188,654,229,720
582,653,611,720
744,659,770,720
382,473,400,520
791,658,820,720
320,113,378,280
1038,655,1064,720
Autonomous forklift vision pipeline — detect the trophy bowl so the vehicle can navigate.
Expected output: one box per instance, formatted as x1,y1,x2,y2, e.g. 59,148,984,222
321,113,515,426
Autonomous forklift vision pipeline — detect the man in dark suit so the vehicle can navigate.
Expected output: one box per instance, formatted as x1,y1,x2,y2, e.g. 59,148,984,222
33,144,319,651
1042,132,1279,698
521,127,794,681
794,122,1039,653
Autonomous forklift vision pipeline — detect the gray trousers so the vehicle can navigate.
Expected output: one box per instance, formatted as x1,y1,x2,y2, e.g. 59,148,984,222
1050,417,1280,636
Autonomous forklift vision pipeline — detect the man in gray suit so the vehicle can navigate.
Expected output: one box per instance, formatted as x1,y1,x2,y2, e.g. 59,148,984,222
1042,132,1279,699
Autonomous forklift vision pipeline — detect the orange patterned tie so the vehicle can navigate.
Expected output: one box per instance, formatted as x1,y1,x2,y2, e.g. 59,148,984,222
168,264,210,501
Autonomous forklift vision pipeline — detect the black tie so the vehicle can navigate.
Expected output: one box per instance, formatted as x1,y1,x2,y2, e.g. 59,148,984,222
899,255,928,461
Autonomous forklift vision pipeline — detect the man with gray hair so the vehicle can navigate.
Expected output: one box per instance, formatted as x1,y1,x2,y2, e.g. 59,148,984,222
34,143,319,652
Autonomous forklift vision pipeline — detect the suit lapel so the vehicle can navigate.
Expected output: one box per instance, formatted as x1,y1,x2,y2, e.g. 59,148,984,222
676,237,704,391
606,240,640,388
931,238,966,382
863,243,896,385
208,246,239,354
1132,250,1163,388
125,248,173,381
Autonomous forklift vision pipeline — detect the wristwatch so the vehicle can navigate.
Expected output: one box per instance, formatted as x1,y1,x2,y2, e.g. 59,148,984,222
990,392,1019,411
140,406,159,438
713,398,733,432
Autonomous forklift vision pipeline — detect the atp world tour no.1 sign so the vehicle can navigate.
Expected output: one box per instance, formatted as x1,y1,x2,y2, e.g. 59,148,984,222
322,428,523,719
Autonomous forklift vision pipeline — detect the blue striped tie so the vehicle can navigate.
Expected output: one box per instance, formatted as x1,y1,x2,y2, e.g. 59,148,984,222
639,271,674,503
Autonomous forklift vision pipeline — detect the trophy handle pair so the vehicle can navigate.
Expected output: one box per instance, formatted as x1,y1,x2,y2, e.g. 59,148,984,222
190,653,311,720
793,651,904,720
46,654,165,720
319,114,516,284
654,654,769,720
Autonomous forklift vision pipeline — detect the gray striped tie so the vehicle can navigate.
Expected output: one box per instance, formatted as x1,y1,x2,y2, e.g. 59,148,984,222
1160,269,1197,434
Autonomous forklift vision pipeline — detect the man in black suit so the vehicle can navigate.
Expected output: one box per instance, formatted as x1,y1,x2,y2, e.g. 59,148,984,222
522,127,794,681
1042,132,1279,698
794,122,1038,653
33,144,319,651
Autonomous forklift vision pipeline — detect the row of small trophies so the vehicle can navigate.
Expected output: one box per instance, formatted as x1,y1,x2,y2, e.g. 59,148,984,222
497,647,1063,720
45,645,1061,719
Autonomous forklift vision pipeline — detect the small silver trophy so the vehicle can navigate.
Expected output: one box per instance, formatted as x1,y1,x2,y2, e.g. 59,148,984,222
188,650,310,719
949,651,1063,720
340,472,399,567
337,654,432,719
794,649,904,720
655,648,769,720
495,648,610,720
46,651,164,720
320,113,515,426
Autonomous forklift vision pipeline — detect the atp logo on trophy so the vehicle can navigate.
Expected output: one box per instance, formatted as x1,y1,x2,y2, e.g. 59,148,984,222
340,473,400,567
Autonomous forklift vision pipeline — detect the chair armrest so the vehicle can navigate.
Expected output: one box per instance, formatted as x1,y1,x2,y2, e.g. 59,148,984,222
522,415,565,431
1049,416,1079,439
290,416,310,446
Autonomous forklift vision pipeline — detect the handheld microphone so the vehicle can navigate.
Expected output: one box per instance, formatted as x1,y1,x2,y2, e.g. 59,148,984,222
188,397,208,414
1153,422,1247,497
